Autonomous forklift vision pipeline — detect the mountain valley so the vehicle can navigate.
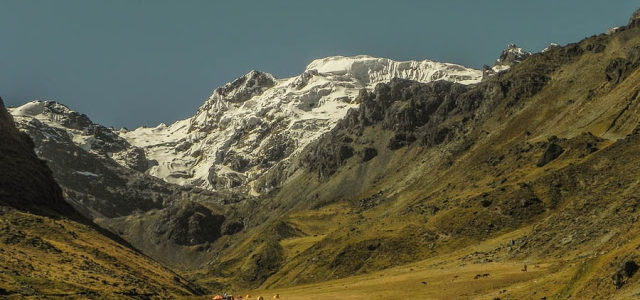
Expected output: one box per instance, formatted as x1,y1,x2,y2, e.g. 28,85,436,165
3,8,640,299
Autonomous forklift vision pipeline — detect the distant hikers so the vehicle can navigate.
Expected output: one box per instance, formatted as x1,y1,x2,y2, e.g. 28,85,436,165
273,294,280,299
522,264,528,272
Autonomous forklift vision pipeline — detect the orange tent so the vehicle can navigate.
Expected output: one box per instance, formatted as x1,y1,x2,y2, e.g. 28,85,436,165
213,295,224,300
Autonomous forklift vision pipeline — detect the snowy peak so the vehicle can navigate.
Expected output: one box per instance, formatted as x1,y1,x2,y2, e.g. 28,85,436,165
211,70,277,104
305,55,483,85
11,100,92,131
118,55,484,192
188,70,277,133
495,44,531,67
8,54,486,193
10,101,137,165
484,44,532,75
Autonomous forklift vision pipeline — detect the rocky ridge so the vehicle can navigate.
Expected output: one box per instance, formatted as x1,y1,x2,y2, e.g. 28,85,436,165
117,55,483,193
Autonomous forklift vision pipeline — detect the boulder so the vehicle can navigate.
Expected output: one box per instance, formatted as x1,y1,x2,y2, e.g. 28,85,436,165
361,147,378,162
612,260,639,289
536,143,564,167
605,46,640,86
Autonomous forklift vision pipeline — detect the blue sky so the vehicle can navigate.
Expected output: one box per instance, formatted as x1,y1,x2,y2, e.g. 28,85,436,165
1,1,637,128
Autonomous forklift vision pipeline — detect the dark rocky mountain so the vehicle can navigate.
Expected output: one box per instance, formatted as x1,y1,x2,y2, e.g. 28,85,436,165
0,98,75,217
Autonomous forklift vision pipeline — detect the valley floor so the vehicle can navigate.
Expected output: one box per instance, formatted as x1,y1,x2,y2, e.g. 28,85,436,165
235,261,556,300
186,228,563,300
188,222,640,300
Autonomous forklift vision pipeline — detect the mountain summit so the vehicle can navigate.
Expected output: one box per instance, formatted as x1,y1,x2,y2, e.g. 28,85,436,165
116,55,483,192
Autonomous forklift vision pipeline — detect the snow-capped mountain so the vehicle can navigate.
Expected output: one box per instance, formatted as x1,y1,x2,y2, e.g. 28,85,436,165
10,101,152,172
8,100,250,269
118,55,483,192
11,101,129,158
491,44,531,73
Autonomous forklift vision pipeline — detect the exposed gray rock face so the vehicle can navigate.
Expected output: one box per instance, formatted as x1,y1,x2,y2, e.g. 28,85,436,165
10,101,141,159
112,146,152,172
605,46,640,86
154,201,225,246
296,40,593,181
118,55,483,193
496,44,531,67
291,69,319,90
484,44,532,77
0,99,77,217
10,113,229,218
189,70,277,133
300,79,473,178
211,70,277,105
629,8,640,27
33,101,92,130
208,167,245,190
388,133,417,150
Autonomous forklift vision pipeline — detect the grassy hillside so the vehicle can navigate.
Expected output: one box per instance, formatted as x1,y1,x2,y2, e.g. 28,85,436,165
188,15,640,299
0,208,203,298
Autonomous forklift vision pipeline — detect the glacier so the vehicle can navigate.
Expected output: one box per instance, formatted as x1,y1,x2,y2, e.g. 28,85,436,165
118,55,483,193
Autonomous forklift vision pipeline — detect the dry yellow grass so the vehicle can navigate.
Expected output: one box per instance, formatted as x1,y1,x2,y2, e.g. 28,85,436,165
240,262,552,300
0,208,200,298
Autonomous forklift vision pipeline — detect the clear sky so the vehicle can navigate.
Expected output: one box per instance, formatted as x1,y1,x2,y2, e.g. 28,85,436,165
1,1,637,129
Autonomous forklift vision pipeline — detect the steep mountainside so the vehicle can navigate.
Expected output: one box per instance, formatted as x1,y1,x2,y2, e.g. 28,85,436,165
186,13,640,298
0,98,203,298
118,56,483,193
10,101,255,270
8,55,487,273
8,9,640,299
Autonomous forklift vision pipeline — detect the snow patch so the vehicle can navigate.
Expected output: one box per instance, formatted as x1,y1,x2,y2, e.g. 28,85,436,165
74,170,100,177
